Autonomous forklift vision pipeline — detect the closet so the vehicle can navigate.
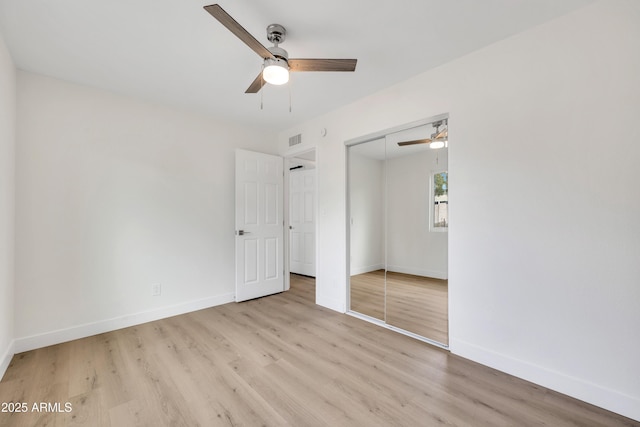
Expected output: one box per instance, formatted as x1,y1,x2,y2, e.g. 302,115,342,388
347,116,449,346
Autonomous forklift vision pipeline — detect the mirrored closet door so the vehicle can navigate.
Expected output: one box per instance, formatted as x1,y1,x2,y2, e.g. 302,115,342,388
348,117,449,346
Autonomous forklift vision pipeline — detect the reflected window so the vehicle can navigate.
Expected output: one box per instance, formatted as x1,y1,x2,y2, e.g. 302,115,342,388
432,171,448,230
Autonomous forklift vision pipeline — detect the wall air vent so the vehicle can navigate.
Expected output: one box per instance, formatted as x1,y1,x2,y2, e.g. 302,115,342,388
289,134,302,147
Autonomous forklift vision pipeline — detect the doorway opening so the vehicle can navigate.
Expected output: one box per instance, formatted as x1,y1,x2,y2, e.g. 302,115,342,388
285,148,317,293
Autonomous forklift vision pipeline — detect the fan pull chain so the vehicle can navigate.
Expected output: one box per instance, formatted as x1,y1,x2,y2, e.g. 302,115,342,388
288,76,292,113
260,65,264,110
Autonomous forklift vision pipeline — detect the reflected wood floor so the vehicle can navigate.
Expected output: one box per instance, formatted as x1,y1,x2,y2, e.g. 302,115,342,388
387,272,448,345
350,270,449,344
1,275,637,426
349,269,386,320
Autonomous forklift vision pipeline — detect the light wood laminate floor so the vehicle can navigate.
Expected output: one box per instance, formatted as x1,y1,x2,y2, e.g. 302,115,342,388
349,269,386,321
1,275,637,426
387,272,448,345
350,270,449,345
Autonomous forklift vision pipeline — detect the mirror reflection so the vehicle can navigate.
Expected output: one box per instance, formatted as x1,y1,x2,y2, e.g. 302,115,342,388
348,138,386,320
349,119,449,345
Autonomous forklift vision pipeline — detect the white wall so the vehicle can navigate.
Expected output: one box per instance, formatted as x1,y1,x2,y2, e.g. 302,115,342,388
387,149,448,279
15,72,277,351
348,149,384,275
0,30,16,378
278,0,640,421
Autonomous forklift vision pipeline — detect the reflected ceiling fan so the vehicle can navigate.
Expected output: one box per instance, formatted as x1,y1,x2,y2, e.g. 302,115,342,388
204,4,357,93
397,120,448,149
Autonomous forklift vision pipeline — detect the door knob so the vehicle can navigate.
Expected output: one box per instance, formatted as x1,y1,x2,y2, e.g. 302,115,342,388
236,230,251,236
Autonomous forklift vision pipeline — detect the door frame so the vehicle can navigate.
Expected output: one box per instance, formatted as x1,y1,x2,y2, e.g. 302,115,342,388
283,146,318,293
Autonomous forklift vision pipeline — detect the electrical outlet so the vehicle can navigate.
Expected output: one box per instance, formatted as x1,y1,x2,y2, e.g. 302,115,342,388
152,283,161,297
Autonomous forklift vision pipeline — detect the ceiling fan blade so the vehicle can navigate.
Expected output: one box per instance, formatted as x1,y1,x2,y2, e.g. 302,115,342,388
397,138,432,147
289,59,357,72
245,72,266,93
204,4,274,59
434,128,448,139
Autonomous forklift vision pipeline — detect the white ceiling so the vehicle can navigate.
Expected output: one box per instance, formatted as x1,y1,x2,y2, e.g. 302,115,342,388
0,0,593,133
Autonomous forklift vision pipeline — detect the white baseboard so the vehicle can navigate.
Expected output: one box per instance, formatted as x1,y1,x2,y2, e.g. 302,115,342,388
14,293,235,354
0,339,15,381
451,338,640,422
350,264,384,276
350,265,448,280
386,265,448,280
316,294,346,313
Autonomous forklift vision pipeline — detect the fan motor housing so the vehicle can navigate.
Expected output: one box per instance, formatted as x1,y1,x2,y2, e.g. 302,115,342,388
267,24,286,44
268,46,289,60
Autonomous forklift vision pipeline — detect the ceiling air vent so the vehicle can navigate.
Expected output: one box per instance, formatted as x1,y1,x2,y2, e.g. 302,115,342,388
289,134,302,147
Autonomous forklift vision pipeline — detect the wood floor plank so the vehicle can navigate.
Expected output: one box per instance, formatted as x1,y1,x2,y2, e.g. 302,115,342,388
350,270,449,344
1,274,637,426
350,269,386,320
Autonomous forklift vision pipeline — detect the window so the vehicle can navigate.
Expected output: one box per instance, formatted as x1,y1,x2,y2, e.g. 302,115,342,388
432,171,448,230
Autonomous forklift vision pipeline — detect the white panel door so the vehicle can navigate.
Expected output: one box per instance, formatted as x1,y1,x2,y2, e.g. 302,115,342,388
235,149,284,302
289,169,316,277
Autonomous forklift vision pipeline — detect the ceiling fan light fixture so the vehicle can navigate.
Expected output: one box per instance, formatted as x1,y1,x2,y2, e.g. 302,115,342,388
263,58,289,85
430,140,446,150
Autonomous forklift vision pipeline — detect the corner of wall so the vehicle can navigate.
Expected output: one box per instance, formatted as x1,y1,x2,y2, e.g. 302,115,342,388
0,339,15,380
0,24,17,384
